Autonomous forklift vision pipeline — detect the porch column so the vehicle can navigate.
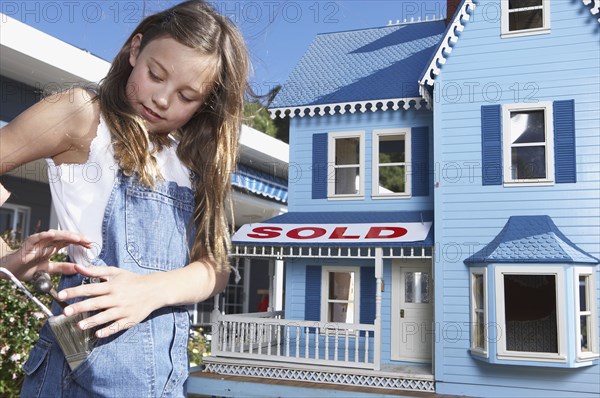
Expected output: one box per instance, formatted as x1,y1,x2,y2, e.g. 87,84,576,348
374,247,383,371
273,259,284,311
267,259,274,312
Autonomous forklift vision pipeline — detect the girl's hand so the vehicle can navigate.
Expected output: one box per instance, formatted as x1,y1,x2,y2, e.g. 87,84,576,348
58,264,158,339
0,230,92,281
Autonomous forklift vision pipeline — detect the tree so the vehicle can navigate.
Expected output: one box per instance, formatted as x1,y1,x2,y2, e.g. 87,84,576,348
243,85,289,143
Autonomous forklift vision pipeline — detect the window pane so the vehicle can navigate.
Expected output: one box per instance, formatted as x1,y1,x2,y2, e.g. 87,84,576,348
378,165,405,194
510,110,545,144
511,146,546,179
509,0,542,9
0,208,14,240
580,315,590,352
329,272,353,301
474,274,484,310
509,9,544,31
579,275,588,312
405,272,430,304
475,312,485,349
329,303,354,323
335,167,359,194
335,137,360,165
504,274,558,353
379,135,405,163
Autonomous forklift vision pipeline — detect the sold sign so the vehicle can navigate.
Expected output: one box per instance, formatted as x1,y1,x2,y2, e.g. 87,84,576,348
233,222,432,244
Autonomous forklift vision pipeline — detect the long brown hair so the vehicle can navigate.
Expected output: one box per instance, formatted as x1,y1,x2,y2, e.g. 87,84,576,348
98,0,249,271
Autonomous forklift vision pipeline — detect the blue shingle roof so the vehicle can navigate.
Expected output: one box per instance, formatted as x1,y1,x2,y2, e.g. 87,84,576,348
271,21,447,109
464,216,599,264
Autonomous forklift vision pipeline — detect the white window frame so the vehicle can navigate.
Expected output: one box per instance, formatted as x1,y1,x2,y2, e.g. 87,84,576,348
328,131,365,199
0,202,31,241
470,268,488,357
495,266,566,362
501,0,551,38
574,267,599,361
372,128,411,198
502,102,554,186
320,266,361,325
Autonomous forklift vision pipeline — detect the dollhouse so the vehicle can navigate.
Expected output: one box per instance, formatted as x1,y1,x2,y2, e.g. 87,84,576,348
194,1,599,397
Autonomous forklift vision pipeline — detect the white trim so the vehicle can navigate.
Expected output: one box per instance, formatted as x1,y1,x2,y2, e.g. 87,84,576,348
501,0,551,38
582,0,600,23
469,268,488,357
372,129,412,198
502,102,555,185
495,266,567,362
419,0,477,87
574,267,600,361
320,266,361,325
268,97,428,119
328,131,365,199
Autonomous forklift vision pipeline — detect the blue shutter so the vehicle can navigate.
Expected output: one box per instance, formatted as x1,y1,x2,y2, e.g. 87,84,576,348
360,267,376,325
481,105,503,185
411,127,429,196
305,266,321,321
312,133,328,199
553,100,576,183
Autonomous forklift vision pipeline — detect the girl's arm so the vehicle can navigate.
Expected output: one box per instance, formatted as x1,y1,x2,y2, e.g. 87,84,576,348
0,87,100,173
0,89,99,279
57,261,230,338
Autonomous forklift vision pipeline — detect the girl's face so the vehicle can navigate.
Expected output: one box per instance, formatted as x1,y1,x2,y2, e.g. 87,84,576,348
126,34,217,134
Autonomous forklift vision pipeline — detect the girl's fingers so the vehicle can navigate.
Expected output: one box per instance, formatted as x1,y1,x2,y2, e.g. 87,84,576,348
73,263,118,279
47,262,79,275
58,279,110,303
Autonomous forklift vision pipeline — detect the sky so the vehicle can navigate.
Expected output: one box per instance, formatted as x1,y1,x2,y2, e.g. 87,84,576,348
3,0,448,98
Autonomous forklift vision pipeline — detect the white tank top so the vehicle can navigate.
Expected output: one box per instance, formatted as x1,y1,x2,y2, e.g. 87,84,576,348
47,116,192,266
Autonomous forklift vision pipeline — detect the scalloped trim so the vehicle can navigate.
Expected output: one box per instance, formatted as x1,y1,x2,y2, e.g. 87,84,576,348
582,0,600,22
268,97,429,119
419,0,477,87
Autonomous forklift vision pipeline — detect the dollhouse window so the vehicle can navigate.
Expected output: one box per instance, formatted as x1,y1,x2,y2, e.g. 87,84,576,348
501,0,551,37
502,102,554,184
496,268,566,360
321,266,361,324
575,267,599,360
328,131,364,198
469,268,488,356
372,129,411,197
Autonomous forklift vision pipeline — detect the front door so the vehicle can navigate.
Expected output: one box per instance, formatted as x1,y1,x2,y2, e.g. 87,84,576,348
391,261,433,362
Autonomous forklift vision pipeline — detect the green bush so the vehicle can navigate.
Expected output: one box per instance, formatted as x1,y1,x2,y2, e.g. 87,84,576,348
0,249,62,397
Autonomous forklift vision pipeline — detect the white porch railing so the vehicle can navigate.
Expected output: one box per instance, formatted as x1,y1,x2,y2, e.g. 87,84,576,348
211,312,377,370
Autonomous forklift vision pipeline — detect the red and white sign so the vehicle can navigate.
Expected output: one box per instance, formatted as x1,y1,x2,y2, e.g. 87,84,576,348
233,222,432,244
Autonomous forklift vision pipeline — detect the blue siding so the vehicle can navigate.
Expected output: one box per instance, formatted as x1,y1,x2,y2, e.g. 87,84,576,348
433,1,600,397
289,109,434,213
305,265,321,321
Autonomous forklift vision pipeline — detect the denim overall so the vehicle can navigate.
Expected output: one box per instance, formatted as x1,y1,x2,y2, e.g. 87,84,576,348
21,171,195,397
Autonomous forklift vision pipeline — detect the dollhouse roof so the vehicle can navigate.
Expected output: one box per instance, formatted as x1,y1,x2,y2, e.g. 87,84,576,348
270,20,446,118
464,215,599,264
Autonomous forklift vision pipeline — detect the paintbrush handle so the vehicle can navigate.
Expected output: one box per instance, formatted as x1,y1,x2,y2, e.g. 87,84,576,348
0,267,53,317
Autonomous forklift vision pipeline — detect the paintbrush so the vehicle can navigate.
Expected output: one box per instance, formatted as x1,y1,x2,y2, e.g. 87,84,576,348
30,271,96,371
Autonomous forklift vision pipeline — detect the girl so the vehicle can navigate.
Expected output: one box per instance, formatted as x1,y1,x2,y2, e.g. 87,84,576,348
0,1,249,396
